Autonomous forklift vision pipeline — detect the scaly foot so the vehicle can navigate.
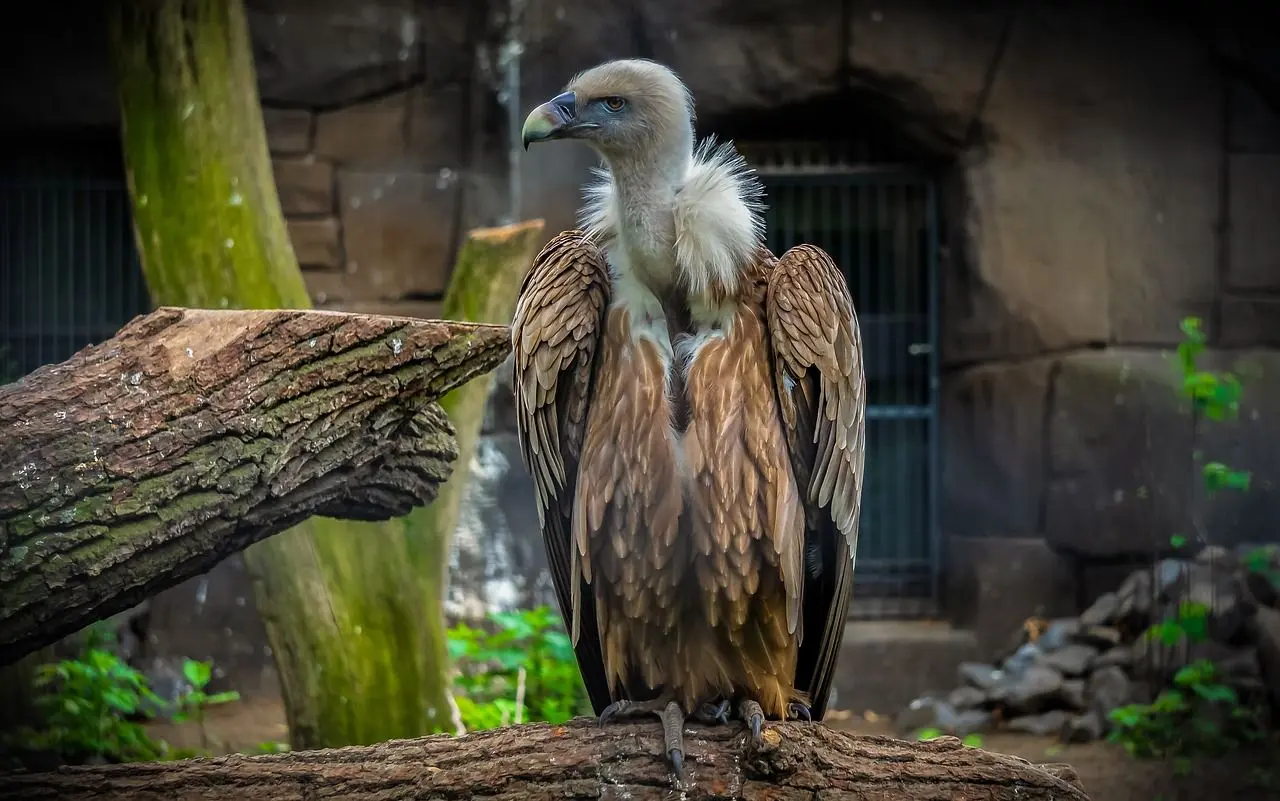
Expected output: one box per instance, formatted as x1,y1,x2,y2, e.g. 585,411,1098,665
596,698,688,777
735,698,766,746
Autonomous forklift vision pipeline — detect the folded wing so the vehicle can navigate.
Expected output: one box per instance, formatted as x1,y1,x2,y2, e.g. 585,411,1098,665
510,230,614,715
764,244,867,720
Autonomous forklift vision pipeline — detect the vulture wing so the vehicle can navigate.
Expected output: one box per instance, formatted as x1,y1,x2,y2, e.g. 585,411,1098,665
764,244,867,720
510,230,614,715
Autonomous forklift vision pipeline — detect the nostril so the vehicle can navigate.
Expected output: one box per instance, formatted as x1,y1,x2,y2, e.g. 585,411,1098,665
550,91,577,121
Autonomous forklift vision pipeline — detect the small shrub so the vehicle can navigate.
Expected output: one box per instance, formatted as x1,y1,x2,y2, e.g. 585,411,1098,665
447,605,590,731
2,626,238,767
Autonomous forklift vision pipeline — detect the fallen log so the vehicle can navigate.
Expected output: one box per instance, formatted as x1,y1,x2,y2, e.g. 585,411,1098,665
0,718,1091,800
0,306,510,666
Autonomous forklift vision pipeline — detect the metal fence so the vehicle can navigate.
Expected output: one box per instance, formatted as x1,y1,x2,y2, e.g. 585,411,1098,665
0,136,150,382
754,160,941,619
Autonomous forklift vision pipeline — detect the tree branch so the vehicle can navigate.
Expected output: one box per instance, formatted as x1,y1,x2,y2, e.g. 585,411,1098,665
0,719,1090,800
0,307,510,666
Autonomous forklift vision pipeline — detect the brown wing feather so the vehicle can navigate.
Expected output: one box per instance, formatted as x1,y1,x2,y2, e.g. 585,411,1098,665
510,229,614,715
765,243,866,720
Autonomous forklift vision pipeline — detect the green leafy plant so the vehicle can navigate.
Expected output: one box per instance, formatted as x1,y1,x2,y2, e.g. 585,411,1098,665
2,627,239,767
1108,317,1272,762
1107,659,1266,759
446,606,590,732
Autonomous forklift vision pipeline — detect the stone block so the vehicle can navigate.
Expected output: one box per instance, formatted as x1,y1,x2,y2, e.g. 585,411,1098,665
249,0,426,108
944,536,1077,657
314,91,410,167
941,359,1054,538
286,217,342,269
273,157,333,215
406,85,465,167
143,555,279,699
1230,80,1280,154
1044,349,1194,558
262,107,313,156
337,170,458,299
1227,154,1280,291
1219,295,1280,348
939,6,1218,360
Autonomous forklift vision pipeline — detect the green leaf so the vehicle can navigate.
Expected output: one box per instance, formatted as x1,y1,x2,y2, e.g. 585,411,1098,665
182,660,212,689
915,727,942,741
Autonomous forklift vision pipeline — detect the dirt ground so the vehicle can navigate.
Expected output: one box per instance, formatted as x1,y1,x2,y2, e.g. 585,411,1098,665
148,697,1280,801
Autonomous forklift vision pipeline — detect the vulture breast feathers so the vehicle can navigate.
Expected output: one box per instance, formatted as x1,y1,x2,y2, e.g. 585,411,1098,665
511,223,866,721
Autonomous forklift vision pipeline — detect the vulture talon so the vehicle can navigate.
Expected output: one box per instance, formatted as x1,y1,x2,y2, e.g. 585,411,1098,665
737,699,766,745
659,701,687,777
597,699,634,727
788,702,813,722
692,699,731,726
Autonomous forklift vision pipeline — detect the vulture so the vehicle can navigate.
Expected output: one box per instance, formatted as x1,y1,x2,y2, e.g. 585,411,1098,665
512,58,866,773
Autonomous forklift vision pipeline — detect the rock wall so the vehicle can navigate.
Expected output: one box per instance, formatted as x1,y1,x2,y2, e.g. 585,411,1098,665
4,0,1280,708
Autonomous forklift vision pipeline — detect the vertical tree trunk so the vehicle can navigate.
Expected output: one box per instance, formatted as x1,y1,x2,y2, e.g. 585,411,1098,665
106,0,536,749
399,222,542,639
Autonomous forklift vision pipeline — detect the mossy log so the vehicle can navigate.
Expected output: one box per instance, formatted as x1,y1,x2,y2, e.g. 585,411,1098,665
0,307,510,666
0,719,1091,800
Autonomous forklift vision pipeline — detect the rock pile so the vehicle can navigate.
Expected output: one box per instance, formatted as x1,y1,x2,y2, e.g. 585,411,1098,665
896,545,1280,743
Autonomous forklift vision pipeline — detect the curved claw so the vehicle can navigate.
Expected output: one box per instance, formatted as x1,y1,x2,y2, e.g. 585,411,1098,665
598,699,632,727
749,714,763,743
788,702,813,722
693,699,731,726
669,747,684,776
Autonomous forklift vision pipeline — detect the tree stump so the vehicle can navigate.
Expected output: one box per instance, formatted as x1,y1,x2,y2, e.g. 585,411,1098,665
0,719,1090,800
0,306,510,666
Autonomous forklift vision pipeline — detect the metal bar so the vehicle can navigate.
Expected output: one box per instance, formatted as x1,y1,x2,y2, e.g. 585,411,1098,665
926,178,942,607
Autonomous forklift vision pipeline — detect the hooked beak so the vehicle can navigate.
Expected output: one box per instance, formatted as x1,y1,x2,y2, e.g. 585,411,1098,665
521,91,589,150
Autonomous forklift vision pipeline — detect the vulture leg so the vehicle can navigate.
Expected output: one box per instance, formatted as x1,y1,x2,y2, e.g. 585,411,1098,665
597,698,689,775
735,698,766,746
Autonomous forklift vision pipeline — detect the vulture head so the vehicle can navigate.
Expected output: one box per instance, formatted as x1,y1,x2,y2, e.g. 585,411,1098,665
521,59,695,165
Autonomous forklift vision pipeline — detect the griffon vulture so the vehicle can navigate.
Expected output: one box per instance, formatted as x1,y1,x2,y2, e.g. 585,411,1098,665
512,59,866,773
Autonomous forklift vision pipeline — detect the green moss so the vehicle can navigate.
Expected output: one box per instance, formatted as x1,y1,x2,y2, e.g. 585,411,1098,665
106,0,484,749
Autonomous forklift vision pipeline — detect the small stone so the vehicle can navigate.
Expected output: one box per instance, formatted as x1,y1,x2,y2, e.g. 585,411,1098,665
1063,711,1105,743
1035,618,1081,652
1038,643,1099,677
1195,545,1231,566
1115,568,1154,628
1073,625,1123,650
951,709,995,737
1007,709,1069,736
1059,678,1087,710
1080,591,1121,626
1252,606,1280,710
958,662,1004,691
894,697,993,738
1001,642,1043,677
948,686,988,710
1086,665,1133,727
990,665,1064,713
1094,645,1133,670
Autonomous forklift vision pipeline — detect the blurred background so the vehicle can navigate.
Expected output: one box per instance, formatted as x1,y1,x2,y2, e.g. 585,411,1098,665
1,1,1278,798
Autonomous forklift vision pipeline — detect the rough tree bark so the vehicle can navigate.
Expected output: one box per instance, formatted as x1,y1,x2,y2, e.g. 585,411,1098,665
0,307,510,666
106,0,534,748
0,720,1091,800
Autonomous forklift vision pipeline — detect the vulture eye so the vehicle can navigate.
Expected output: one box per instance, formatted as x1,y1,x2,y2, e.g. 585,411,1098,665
602,96,627,113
